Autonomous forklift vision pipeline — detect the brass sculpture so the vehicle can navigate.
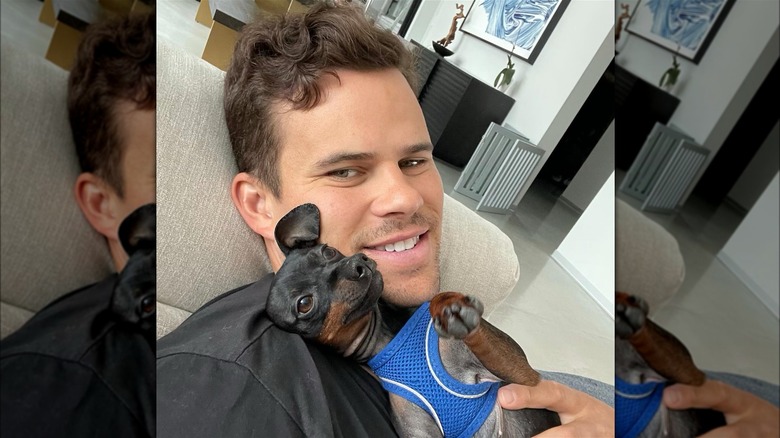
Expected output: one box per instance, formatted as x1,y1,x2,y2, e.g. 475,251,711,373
436,3,466,47
616,3,630,42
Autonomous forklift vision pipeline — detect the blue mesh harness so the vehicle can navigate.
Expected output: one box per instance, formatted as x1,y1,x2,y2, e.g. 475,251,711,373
615,376,666,438
367,302,499,438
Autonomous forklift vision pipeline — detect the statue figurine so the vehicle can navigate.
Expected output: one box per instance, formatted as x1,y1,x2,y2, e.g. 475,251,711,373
436,3,465,47
616,3,630,42
659,54,681,91
494,54,515,89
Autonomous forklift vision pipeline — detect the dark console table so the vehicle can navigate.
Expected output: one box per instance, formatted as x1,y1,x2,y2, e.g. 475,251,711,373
614,62,680,171
410,41,515,169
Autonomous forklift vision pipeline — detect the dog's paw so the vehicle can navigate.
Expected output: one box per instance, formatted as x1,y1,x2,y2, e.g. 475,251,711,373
616,293,648,339
429,292,484,339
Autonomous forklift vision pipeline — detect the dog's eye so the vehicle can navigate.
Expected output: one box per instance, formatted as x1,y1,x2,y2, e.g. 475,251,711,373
297,295,314,314
141,296,155,315
322,247,337,260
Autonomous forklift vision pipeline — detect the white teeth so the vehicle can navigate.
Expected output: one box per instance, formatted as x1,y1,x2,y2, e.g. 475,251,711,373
375,236,420,252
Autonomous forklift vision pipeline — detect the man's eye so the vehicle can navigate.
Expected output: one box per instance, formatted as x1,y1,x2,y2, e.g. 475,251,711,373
328,169,358,179
400,159,425,168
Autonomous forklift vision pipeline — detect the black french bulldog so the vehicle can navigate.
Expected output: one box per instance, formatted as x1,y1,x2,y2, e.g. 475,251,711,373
107,203,156,343
615,292,726,437
267,203,560,437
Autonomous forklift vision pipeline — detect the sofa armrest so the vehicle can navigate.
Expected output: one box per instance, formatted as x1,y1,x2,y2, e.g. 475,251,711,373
616,198,685,313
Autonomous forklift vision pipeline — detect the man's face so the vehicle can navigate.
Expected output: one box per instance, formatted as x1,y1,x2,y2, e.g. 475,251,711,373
268,68,443,307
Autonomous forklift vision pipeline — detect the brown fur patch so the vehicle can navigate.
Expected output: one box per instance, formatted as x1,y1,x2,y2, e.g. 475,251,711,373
316,302,372,353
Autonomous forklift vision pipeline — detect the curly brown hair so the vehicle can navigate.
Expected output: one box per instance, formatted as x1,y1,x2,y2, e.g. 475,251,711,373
224,2,418,198
67,10,155,197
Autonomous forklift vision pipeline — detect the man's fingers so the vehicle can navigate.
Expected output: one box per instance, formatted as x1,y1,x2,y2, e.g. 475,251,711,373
498,381,578,413
663,380,745,412
531,423,579,438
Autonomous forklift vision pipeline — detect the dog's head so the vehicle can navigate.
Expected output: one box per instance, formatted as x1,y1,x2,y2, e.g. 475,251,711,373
267,203,384,343
110,203,156,335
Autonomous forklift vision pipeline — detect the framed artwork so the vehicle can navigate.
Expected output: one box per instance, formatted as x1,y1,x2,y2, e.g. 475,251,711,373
626,0,735,64
459,0,571,64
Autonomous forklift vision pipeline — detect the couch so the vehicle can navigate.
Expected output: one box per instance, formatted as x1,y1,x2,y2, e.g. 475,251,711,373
155,40,522,338
0,38,114,339
616,197,686,314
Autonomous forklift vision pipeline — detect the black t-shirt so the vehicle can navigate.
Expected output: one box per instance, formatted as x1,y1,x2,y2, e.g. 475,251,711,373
0,274,156,437
156,274,398,437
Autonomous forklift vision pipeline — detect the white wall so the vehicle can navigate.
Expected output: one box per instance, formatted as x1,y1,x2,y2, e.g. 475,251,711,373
718,173,780,318
562,118,615,212
406,0,614,207
615,1,779,205
553,172,615,318
727,121,780,212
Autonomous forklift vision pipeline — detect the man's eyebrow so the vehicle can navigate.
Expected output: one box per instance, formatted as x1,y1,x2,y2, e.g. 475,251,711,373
405,143,434,155
313,143,434,169
314,152,375,169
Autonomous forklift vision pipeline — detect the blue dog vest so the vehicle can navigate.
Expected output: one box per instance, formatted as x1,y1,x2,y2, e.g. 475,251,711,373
615,376,666,438
367,302,499,438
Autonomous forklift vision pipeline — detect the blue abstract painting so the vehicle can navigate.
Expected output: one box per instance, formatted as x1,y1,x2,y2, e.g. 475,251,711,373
460,0,570,64
627,0,734,63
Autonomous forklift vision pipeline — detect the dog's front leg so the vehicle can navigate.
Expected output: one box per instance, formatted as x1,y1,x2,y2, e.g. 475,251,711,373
430,292,541,386
616,292,705,385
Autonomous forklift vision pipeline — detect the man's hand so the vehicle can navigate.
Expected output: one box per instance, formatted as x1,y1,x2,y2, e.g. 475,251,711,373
498,380,614,437
664,379,779,437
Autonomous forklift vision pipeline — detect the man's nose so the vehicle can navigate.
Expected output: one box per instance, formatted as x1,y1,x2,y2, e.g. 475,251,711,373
370,166,424,218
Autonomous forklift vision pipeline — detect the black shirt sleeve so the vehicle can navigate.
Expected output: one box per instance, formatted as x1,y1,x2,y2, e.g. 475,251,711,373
157,353,305,438
0,275,154,438
1,354,149,438
156,275,398,438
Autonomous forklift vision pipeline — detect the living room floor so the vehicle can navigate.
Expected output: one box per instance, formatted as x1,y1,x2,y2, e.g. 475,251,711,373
436,160,614,384
616,169,779,385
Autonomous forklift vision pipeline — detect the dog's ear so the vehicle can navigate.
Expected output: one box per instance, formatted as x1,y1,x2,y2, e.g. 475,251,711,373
118,203,156,256
275,203,320,256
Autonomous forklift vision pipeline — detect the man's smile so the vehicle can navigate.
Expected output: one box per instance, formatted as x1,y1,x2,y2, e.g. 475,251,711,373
361,231,432,271
367,230,425,252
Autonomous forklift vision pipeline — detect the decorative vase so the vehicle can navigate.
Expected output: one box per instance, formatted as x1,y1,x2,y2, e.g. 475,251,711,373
659,54,681,94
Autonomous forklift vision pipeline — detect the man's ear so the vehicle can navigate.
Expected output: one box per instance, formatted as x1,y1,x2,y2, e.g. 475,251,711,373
74,172,121,241
231,172,275,240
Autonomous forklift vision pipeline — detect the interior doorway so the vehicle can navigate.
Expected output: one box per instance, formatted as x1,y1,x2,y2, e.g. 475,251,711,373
692,58,779,208
533,61,615,196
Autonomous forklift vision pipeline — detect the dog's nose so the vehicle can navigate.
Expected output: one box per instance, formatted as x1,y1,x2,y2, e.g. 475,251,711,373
342,255,373,280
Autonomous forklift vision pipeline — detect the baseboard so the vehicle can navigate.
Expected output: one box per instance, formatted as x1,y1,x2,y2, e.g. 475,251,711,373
551,250,614,320
717,252,779,319
558,195,584,215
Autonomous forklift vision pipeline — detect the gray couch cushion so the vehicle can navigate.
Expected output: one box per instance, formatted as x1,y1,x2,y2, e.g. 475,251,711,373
156,40,520,339
616,198,685,313
0,39,114,339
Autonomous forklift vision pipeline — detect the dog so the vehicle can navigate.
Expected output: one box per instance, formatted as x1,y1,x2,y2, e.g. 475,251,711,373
108,203,156,342
267,203,560,437
615,292,726,438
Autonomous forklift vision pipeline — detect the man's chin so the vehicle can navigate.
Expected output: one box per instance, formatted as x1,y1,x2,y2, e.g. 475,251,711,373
380,271,440,308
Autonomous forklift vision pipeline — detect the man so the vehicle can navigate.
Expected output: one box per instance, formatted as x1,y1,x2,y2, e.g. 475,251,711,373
0,11,156,437
156,3,613,436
